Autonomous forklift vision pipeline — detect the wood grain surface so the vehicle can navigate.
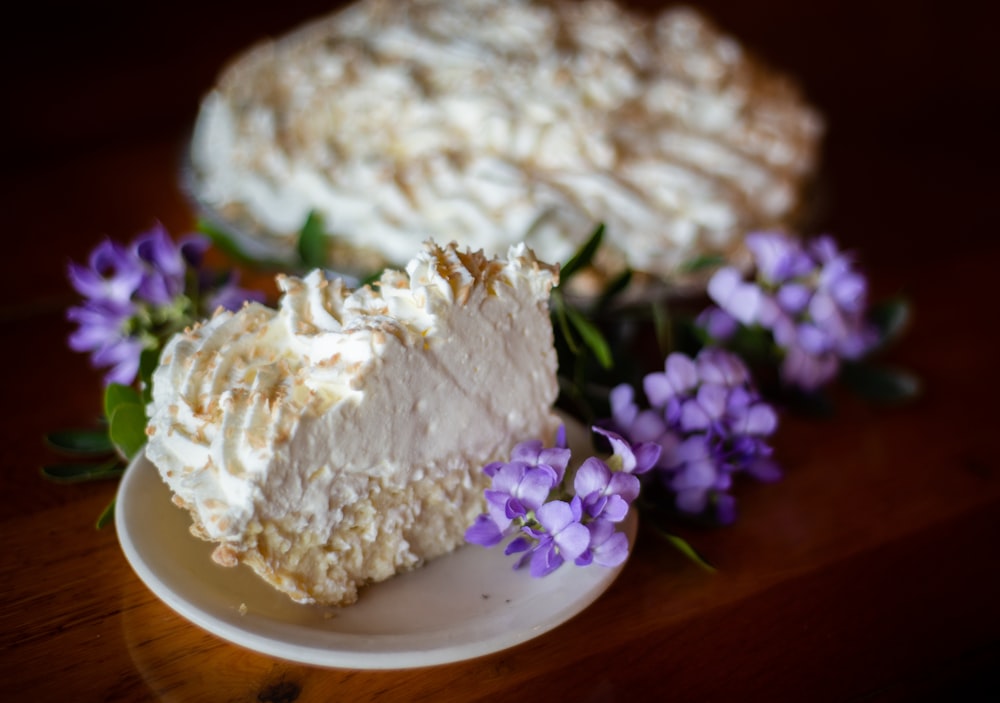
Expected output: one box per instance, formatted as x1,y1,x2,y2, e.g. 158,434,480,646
2,1,997,701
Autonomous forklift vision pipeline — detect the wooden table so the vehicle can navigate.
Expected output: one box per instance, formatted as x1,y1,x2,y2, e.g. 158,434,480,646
2,1,997,700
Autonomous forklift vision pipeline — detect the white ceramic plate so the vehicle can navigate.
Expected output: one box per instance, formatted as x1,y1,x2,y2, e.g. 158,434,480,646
115,418,636,669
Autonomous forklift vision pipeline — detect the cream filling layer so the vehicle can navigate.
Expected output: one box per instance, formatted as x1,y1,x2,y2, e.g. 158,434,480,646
145,241,560,604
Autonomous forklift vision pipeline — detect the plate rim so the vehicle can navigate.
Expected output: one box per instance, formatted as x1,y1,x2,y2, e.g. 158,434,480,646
115,416,636,669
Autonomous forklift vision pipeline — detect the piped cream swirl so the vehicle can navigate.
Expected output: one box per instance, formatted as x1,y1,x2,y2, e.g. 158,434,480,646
145,240,560,604
189,0,823,288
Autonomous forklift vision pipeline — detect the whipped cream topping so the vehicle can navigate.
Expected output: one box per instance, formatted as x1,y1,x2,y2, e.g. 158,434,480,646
189,0,823,285
145,240,560,603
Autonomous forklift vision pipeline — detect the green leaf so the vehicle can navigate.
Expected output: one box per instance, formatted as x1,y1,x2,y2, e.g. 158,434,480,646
596,268,634,310
108,402,148,460
196,217,240,253
296,211,328,270
660,531,717,573
559,223,605,282
644,521,717,573
551,292,582,356
359,268,386,288
729,324,776,365
41,459,125,483
651,300,673,357
139,349,160,405
678,253,725,273
869,296,911,345
104,383,142,421
45,429,113,455
195,218,291,270
841,361,922,403
96,498,116,530
564,305,613,369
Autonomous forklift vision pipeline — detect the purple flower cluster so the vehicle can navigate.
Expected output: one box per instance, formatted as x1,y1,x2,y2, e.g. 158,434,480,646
67,223,262,385
608,347,779,525
465,426,660,577
700,231,878,391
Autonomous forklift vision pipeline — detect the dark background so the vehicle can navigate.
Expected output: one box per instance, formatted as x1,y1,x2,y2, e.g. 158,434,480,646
4,0,995,260
0,3,997,698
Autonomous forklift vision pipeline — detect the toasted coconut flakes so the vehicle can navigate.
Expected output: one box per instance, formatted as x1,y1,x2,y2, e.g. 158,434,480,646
212,544,240,567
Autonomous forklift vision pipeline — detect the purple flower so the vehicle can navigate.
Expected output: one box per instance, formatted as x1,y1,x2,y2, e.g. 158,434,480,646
510,438,572,483
67,239,143,305
573,457,640,521
576,518,630,568
484,461,559,526
525,498,590,577
66,223,264,386
66,299,142,385
609,384,672,446
746,231,814,284
465,514,505,548
706,267,764,326
697,306,740,341
66,299,134,354
465,439,564,549
134,224,190,305
608,347,779,524
701,231,879,391
666,434,724,513
592,426,660,475
465,425,645,577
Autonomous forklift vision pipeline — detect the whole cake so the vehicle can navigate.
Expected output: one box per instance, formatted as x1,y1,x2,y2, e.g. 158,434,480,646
144,241,560,605
188,0,823,290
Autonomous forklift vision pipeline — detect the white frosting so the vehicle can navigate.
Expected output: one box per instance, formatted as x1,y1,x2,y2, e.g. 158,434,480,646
145,240,560,604
189,0,823,285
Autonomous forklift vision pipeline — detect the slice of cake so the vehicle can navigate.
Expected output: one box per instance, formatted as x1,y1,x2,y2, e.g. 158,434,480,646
187,0,823,290
144,240,560,606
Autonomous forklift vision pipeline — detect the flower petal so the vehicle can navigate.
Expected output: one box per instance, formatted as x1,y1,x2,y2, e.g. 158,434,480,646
518,465,559,509
631,441,662,474
599,494,630,522
679,398,712,431
664,353,699,394
573,457,611,499
610,384,637,426
607,472,641,504
465,515,504,547
536,500,575,535
529,541,564,578
588,520,629,567
741,403,778,436
553,522,591,563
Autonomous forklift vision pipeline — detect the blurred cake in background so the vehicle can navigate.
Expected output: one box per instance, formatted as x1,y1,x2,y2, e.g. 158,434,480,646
187,0,823,294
